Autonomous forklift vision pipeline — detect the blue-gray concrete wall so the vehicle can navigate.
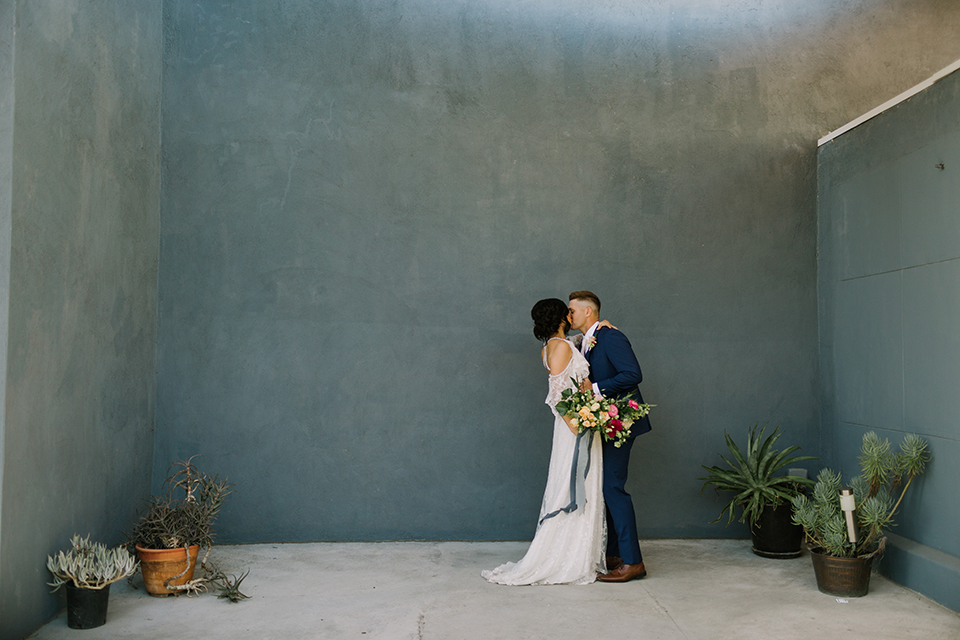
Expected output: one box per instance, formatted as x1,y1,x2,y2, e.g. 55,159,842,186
0,2,162,639
0,0,14,584
157,1,960,545
818,69,960,612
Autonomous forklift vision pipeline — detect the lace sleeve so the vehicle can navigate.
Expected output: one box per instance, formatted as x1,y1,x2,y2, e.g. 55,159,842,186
545,373,571,417
544,352,590,417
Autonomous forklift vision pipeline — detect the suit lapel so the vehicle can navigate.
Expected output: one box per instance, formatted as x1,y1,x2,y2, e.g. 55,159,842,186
586,330,599,365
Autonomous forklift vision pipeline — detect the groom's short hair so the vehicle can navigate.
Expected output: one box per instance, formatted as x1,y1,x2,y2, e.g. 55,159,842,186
569,290,601,314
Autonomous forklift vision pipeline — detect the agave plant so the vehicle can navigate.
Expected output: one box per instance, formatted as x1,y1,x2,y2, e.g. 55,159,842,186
792,432,929,558
700,424,816,528
47,535,138,591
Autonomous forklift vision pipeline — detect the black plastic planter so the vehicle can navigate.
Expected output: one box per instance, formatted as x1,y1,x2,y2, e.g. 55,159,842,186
65,583,110,629
750,501,804,558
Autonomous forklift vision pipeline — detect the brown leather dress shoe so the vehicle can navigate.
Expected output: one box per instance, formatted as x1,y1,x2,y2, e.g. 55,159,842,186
597,561,647,582
605,555,624,572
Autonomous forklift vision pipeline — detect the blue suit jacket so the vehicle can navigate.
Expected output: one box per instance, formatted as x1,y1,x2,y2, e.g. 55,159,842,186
586,327,652,438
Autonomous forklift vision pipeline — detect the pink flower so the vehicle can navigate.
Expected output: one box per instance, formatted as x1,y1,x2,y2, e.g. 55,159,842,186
628,400,639,410
607,404,619,417
611,419,622,429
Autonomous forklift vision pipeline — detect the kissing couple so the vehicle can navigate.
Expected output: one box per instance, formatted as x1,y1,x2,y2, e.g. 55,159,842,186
482,291,653,586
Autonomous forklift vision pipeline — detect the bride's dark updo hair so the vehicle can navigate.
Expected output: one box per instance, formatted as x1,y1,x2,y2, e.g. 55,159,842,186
532,298,570,343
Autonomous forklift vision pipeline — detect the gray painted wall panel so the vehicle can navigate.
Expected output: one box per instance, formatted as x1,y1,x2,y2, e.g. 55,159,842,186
0,3,161,638
835,163,901,280
159,0,830,543
157,0,960,545
0,0,14,569
834,273,903,429
883,532,960,614
819,67,960,611
902,262,960,442
832,423,960,561
899,130,960,268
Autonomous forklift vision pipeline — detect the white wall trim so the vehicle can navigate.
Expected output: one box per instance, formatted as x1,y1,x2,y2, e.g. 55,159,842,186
818,57,960,146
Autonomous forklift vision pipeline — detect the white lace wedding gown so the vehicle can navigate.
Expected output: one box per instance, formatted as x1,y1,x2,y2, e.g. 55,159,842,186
482,338,606,585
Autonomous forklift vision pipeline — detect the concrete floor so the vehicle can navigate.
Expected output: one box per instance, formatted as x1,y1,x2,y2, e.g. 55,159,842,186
29,539,960,640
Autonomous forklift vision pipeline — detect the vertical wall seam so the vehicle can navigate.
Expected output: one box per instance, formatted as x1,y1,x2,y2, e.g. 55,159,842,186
151,0,164,495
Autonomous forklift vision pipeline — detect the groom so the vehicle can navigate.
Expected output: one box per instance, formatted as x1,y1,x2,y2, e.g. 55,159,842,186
568,291,652,583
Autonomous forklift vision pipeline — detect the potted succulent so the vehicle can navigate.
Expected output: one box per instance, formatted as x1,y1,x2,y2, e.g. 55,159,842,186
700,424,816,558
129,456,233,597
46,535,138,629
791,431,929,597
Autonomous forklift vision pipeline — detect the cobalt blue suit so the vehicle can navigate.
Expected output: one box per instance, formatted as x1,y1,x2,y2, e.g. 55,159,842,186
586,326,651,565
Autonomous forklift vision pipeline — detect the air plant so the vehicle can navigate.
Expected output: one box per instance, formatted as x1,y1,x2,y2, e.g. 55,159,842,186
213,568,251,602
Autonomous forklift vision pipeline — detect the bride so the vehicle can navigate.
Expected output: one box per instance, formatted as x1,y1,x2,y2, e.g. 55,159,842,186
482,298,606,585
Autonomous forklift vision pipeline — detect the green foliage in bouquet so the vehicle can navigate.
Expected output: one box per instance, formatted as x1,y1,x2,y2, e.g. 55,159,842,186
791,432,929,558
699,424,816,528
555,379,652,448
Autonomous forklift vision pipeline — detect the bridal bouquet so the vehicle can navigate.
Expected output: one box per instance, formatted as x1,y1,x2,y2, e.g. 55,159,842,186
555,381,652,448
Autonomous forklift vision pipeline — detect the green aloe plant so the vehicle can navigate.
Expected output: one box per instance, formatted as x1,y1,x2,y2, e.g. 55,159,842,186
791,432,929,558
700,424,816,528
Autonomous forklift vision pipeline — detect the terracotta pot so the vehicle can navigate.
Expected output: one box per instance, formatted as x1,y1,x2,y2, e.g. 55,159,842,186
136,545,200,597
810,548,873,597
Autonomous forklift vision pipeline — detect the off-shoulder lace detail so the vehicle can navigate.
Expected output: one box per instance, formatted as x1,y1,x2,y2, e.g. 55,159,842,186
481,336,605,586
544,339,590,418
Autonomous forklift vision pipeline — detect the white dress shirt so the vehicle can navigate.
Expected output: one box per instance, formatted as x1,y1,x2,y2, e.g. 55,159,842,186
581,321,602,396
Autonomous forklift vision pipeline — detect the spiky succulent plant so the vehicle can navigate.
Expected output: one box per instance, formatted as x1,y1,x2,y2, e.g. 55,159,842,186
213,568,251,602
791,431,930,558
47,535,138,590
127,457,252,600
129,456,233,551
700,424,816,528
